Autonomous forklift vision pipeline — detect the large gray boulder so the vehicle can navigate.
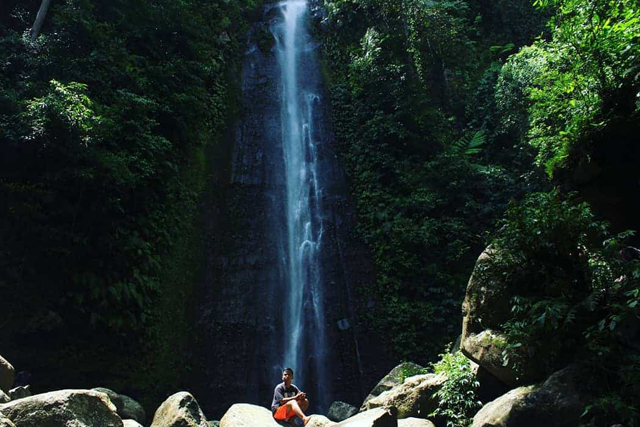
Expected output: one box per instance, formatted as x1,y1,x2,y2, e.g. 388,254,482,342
397,419,435,427
361,363,425,410
0,356,14,394
362,374,446,419
0,389,122,427
151,392,208,427
460,248,526,386
219,403,280,427
0,413,16,427
336,407,397,427
472,366,584,427
328,401,358,422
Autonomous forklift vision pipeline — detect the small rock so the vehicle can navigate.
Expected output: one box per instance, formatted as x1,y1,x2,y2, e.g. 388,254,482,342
151,392,208,427
124,420,144,427
8,386,30,401
328,401,358,422
0,389,10,404
0,355,15,393
207,421,220,427
336,407,397,427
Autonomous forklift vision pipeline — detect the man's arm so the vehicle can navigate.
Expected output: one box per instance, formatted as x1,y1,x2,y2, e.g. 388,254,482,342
279,392,306,404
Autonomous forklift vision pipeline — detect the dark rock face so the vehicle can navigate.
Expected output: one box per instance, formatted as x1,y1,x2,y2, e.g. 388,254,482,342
195,2,393,419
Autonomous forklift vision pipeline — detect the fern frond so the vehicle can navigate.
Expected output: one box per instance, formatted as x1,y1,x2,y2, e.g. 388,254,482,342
450,130,486,157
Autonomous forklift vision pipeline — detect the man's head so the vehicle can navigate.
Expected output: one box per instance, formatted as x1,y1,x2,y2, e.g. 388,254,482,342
282,368,294,384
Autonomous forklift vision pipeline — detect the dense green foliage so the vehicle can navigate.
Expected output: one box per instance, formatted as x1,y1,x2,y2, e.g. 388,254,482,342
431,351,481,427
0,0,259,404
480,191,640,425
1,0,639,421
318,0,548,361
320,0,639,421
499,0,640,175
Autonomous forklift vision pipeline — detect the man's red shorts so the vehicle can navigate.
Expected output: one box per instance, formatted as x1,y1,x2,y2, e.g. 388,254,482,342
273,404,293,421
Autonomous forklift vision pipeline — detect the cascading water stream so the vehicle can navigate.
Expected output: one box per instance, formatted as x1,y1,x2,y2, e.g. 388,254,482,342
272,0,330,410
197,0,385,417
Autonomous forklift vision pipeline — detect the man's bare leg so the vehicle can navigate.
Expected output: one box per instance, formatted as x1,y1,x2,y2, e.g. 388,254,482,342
284,399,310,425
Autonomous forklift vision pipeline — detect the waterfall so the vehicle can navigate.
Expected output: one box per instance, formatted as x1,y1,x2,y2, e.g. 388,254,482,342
272,0,330,410
197,0,384,418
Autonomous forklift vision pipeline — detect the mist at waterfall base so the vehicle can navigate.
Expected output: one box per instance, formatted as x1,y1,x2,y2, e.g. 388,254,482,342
195,0,394,419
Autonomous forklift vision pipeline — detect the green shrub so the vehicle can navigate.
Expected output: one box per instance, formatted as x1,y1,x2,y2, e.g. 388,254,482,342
430,351,482,427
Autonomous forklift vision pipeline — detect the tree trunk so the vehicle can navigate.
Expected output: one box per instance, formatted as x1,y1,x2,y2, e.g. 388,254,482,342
30,0,52,42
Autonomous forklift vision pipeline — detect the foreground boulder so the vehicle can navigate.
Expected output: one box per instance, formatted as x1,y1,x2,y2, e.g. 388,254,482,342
151,392,208,427
219,404,280,427
398,419,435,427
328,401,358,422
472,367,584,427
0,356,14,394
361,362,425,410
0,389,122,427
336,407,397,427
362,374,446,419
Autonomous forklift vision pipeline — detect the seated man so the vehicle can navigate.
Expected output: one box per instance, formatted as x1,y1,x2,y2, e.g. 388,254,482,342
271,368,310,425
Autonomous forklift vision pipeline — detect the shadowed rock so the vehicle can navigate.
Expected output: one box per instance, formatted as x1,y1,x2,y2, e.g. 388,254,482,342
0,356,14,394
328,401,358,422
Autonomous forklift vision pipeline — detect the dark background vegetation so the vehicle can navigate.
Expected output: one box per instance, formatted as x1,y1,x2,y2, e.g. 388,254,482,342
1,0,639,424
